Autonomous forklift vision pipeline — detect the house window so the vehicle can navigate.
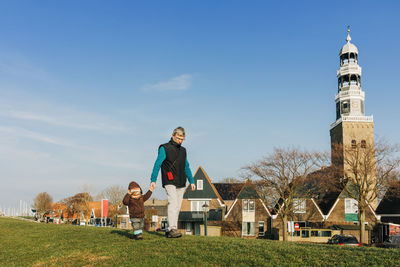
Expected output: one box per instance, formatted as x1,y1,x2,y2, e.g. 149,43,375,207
311,230,332,237
242,222,255,236
197,180,203,190
258,221,265,236
191,200,209,212
293,199,306,213
242,199,255,212
301,230,310,238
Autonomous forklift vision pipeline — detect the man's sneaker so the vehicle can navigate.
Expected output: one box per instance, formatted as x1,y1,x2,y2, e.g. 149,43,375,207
166,229,182,238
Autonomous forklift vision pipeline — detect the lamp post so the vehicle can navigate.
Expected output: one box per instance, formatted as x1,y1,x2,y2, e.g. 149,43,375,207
202,203,209,236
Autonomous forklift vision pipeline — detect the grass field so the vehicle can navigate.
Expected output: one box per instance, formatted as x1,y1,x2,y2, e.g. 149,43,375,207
1,217,399,267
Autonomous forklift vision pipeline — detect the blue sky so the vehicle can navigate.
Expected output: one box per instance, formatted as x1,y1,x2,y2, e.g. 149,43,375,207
1,1,399,209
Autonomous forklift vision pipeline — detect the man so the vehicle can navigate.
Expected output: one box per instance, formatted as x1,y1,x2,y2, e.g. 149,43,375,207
150,127,196,238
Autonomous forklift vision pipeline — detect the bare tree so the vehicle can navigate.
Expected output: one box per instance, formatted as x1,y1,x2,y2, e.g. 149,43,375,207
99,185,126,218
100,185,126,205
331,139,400,244
243,147,327,241
220,177,242,183
63,192,93,222
32,192,53,219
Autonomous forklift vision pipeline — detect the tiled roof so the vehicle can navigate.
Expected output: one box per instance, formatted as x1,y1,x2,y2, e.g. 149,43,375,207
306,166,343,215
316,190,342,215
213,183,244,200
376,182,400,215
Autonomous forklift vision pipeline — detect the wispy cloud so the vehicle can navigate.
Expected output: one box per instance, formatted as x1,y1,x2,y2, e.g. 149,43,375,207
0,53,53,82
0,126,80,148
141,74,192,92
0,109,129,133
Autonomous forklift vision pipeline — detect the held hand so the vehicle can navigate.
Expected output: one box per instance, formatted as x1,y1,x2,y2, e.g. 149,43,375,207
127,190,132,195
191,184,196,191
150,182,156,191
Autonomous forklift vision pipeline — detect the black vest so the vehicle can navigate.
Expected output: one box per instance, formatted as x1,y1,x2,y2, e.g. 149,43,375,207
160,139,187,188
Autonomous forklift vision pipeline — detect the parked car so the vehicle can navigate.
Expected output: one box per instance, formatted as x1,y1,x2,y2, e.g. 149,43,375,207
383,235,400,249
328,234,361,246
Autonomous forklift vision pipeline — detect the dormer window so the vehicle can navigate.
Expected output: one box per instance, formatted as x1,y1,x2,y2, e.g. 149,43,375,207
197,180,203,190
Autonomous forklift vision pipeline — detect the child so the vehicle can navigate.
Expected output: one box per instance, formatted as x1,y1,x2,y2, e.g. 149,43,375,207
122,181,154,240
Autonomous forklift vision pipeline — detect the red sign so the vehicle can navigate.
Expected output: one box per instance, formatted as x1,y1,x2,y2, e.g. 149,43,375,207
389,224,400,236
101,199,108,217
294,223,300,231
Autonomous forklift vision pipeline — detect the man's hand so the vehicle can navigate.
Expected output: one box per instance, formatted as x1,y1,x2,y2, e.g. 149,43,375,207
150,182,156,191
127,190,132,195
191,183,196,191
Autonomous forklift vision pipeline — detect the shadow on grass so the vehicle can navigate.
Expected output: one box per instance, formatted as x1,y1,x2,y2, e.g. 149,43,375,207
110,229,132,239
110,229,165,239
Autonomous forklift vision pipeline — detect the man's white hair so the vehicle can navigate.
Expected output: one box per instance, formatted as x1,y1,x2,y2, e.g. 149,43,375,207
172,127,185,137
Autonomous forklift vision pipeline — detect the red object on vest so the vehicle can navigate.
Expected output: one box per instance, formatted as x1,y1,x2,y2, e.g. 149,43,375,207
167,171,174,181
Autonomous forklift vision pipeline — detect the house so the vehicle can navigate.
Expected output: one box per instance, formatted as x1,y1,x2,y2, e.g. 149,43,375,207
144,198,168,231
271,196,327,241
49,200,108,225
178,166,225,236
320,187,377,243
178,166,271,238
219,179,271,238
376,181,400,224
374,182,400,242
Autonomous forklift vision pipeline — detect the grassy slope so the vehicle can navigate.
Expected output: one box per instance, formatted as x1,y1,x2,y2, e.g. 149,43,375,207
1,217,399,267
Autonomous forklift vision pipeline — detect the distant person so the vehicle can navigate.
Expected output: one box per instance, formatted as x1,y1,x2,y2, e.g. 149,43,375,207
150,127,196,238
122,181,154,240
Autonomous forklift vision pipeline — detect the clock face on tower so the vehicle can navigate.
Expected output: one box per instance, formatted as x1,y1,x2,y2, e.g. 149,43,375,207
352,101,359,108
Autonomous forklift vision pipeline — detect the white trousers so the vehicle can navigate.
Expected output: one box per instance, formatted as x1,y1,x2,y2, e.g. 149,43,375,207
165,185,186,231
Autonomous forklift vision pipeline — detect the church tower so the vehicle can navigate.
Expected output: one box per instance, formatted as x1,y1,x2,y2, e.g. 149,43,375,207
330,28,375,155
330,29,377,207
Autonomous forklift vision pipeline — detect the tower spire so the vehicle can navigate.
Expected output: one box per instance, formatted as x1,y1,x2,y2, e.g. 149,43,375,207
346,26,351,43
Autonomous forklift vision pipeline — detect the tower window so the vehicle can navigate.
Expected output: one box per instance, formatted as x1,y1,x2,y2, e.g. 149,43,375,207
342,101,350,114
350,75,357,85
349,53,356,63
361,140,366,148
351,140,357,149
336,102,341,120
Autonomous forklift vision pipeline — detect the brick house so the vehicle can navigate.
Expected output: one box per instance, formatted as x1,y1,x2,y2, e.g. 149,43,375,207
271,197,326,241
219,179,271,238
49,201,104,224
376,181,400,225
178,166,270,238
319,187,377,242
178,166,225,236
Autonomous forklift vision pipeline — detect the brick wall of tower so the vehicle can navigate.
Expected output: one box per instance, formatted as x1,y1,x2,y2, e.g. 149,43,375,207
330,121,377,209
